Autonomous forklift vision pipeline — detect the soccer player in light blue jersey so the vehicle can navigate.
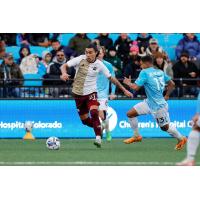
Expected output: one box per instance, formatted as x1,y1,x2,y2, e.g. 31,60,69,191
123,55,187,150
177,92,200,165
97,46,116,141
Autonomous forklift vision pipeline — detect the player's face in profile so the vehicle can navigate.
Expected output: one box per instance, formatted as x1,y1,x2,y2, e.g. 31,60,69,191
140,61,146,69
85,48,97,63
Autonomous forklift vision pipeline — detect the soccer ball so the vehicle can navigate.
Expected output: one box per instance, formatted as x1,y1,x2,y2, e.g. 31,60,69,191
46,137,60,150
24,121,33,132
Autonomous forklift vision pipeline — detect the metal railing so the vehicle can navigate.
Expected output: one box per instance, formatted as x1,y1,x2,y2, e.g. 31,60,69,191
0,78,199,100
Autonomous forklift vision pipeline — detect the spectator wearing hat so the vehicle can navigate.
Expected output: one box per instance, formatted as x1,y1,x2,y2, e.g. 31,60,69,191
143,38,167,60
0,53,23,97
114,33,132,67
105,46,122,79
124,43,141,84
175,33,200,61
95,33,113,51
136,33,152,55
172,51,199,97
40,51,52,69
154,52,173,78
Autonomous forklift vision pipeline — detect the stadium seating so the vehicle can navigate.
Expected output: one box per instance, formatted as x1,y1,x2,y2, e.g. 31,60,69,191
59,33,75,46
6,46,21,60
4,33,200,61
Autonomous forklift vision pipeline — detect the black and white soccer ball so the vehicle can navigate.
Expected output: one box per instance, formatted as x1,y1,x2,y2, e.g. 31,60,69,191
24,121,33,132
46,137,60,150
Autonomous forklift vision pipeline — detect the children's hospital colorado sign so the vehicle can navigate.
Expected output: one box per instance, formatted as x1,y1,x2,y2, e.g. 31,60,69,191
0,100,196,138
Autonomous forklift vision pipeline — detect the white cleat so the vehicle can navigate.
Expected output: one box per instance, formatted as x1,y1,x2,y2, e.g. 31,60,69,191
94,138,102,148
176,158,195,166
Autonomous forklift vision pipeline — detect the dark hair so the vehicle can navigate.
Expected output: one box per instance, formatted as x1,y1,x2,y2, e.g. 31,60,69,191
86,43,100,57
141,55,153,64
86,43,98,52
56,49,65,55
51,39,60,43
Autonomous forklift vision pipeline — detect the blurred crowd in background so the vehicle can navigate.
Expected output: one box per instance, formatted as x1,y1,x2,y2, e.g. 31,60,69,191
0,33,200,98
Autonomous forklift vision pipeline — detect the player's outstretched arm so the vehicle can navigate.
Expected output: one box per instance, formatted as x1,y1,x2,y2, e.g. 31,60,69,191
123,77,141,91
60,63,70,81
109,76,133,98
164,80,175,100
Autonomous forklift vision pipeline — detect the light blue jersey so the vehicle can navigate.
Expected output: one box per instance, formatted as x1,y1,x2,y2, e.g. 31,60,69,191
197,92,200,114
97,60,116,99
135,67,171,112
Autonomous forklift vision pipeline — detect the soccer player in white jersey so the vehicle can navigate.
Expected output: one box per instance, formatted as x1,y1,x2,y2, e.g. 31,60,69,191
97,46,116,141
123,55,187,150
60,44,133,148
177,92,200,165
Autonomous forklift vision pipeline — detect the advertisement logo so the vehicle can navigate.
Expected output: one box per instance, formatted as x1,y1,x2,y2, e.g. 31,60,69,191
106,106,118,132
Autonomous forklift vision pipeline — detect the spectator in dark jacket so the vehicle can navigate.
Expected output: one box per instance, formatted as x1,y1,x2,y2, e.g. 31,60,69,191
142,38,168,60
95,33,113,51
69,34,91,55
175,33,200,61
105,46,122,79
27,33,51,47
0,34,17,46
0,53,23,97
172,51,199,96
0,41,6,60
50,39,77,60
124,43,141,79
17,45,31,64
16,34,30,46
44,50,75,97
136,33,152,55
114,33,132,67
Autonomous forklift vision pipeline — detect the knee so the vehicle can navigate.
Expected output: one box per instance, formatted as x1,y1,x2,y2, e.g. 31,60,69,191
127,111,135,118
160,124,169,132
90,109,99,118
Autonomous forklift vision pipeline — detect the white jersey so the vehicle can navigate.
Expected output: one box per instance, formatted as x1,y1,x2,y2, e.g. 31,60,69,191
67,55,111,96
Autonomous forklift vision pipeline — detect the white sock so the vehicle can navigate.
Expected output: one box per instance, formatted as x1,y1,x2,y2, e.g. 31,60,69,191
128,117,140,137
96,136,101,140
104,119,109,132
187,130,200,161
167,124,183,140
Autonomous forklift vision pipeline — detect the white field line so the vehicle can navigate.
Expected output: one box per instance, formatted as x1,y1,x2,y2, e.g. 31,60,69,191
0,161,199,165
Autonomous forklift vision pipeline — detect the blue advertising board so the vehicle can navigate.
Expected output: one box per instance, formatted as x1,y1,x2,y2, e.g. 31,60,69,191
0,100,196,138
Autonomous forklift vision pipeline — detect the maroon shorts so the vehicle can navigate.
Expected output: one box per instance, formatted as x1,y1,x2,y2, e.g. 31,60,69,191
73,92,100,115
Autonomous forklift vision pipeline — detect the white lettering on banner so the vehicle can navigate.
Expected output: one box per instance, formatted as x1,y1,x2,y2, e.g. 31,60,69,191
119,120,192,129
0,121,62,130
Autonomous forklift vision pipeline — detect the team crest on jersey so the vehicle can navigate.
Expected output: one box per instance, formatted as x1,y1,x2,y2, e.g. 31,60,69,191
93,67,97,71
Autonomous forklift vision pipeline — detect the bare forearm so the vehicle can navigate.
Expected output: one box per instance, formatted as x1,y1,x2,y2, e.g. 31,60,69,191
165,80,175,97
61,63,68,74
109,77,126,93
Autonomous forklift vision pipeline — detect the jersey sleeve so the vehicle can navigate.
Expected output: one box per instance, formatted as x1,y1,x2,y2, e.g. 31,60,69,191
99,61,112,78
135,70,147,86
197,92,200,114
164,72,171,83
67,55,84,68
107,62,116,94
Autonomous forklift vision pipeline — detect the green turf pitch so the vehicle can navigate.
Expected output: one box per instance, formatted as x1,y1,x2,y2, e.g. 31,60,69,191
0,138,199,166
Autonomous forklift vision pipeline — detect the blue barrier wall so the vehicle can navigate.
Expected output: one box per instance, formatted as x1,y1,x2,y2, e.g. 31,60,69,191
0,100,196,138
